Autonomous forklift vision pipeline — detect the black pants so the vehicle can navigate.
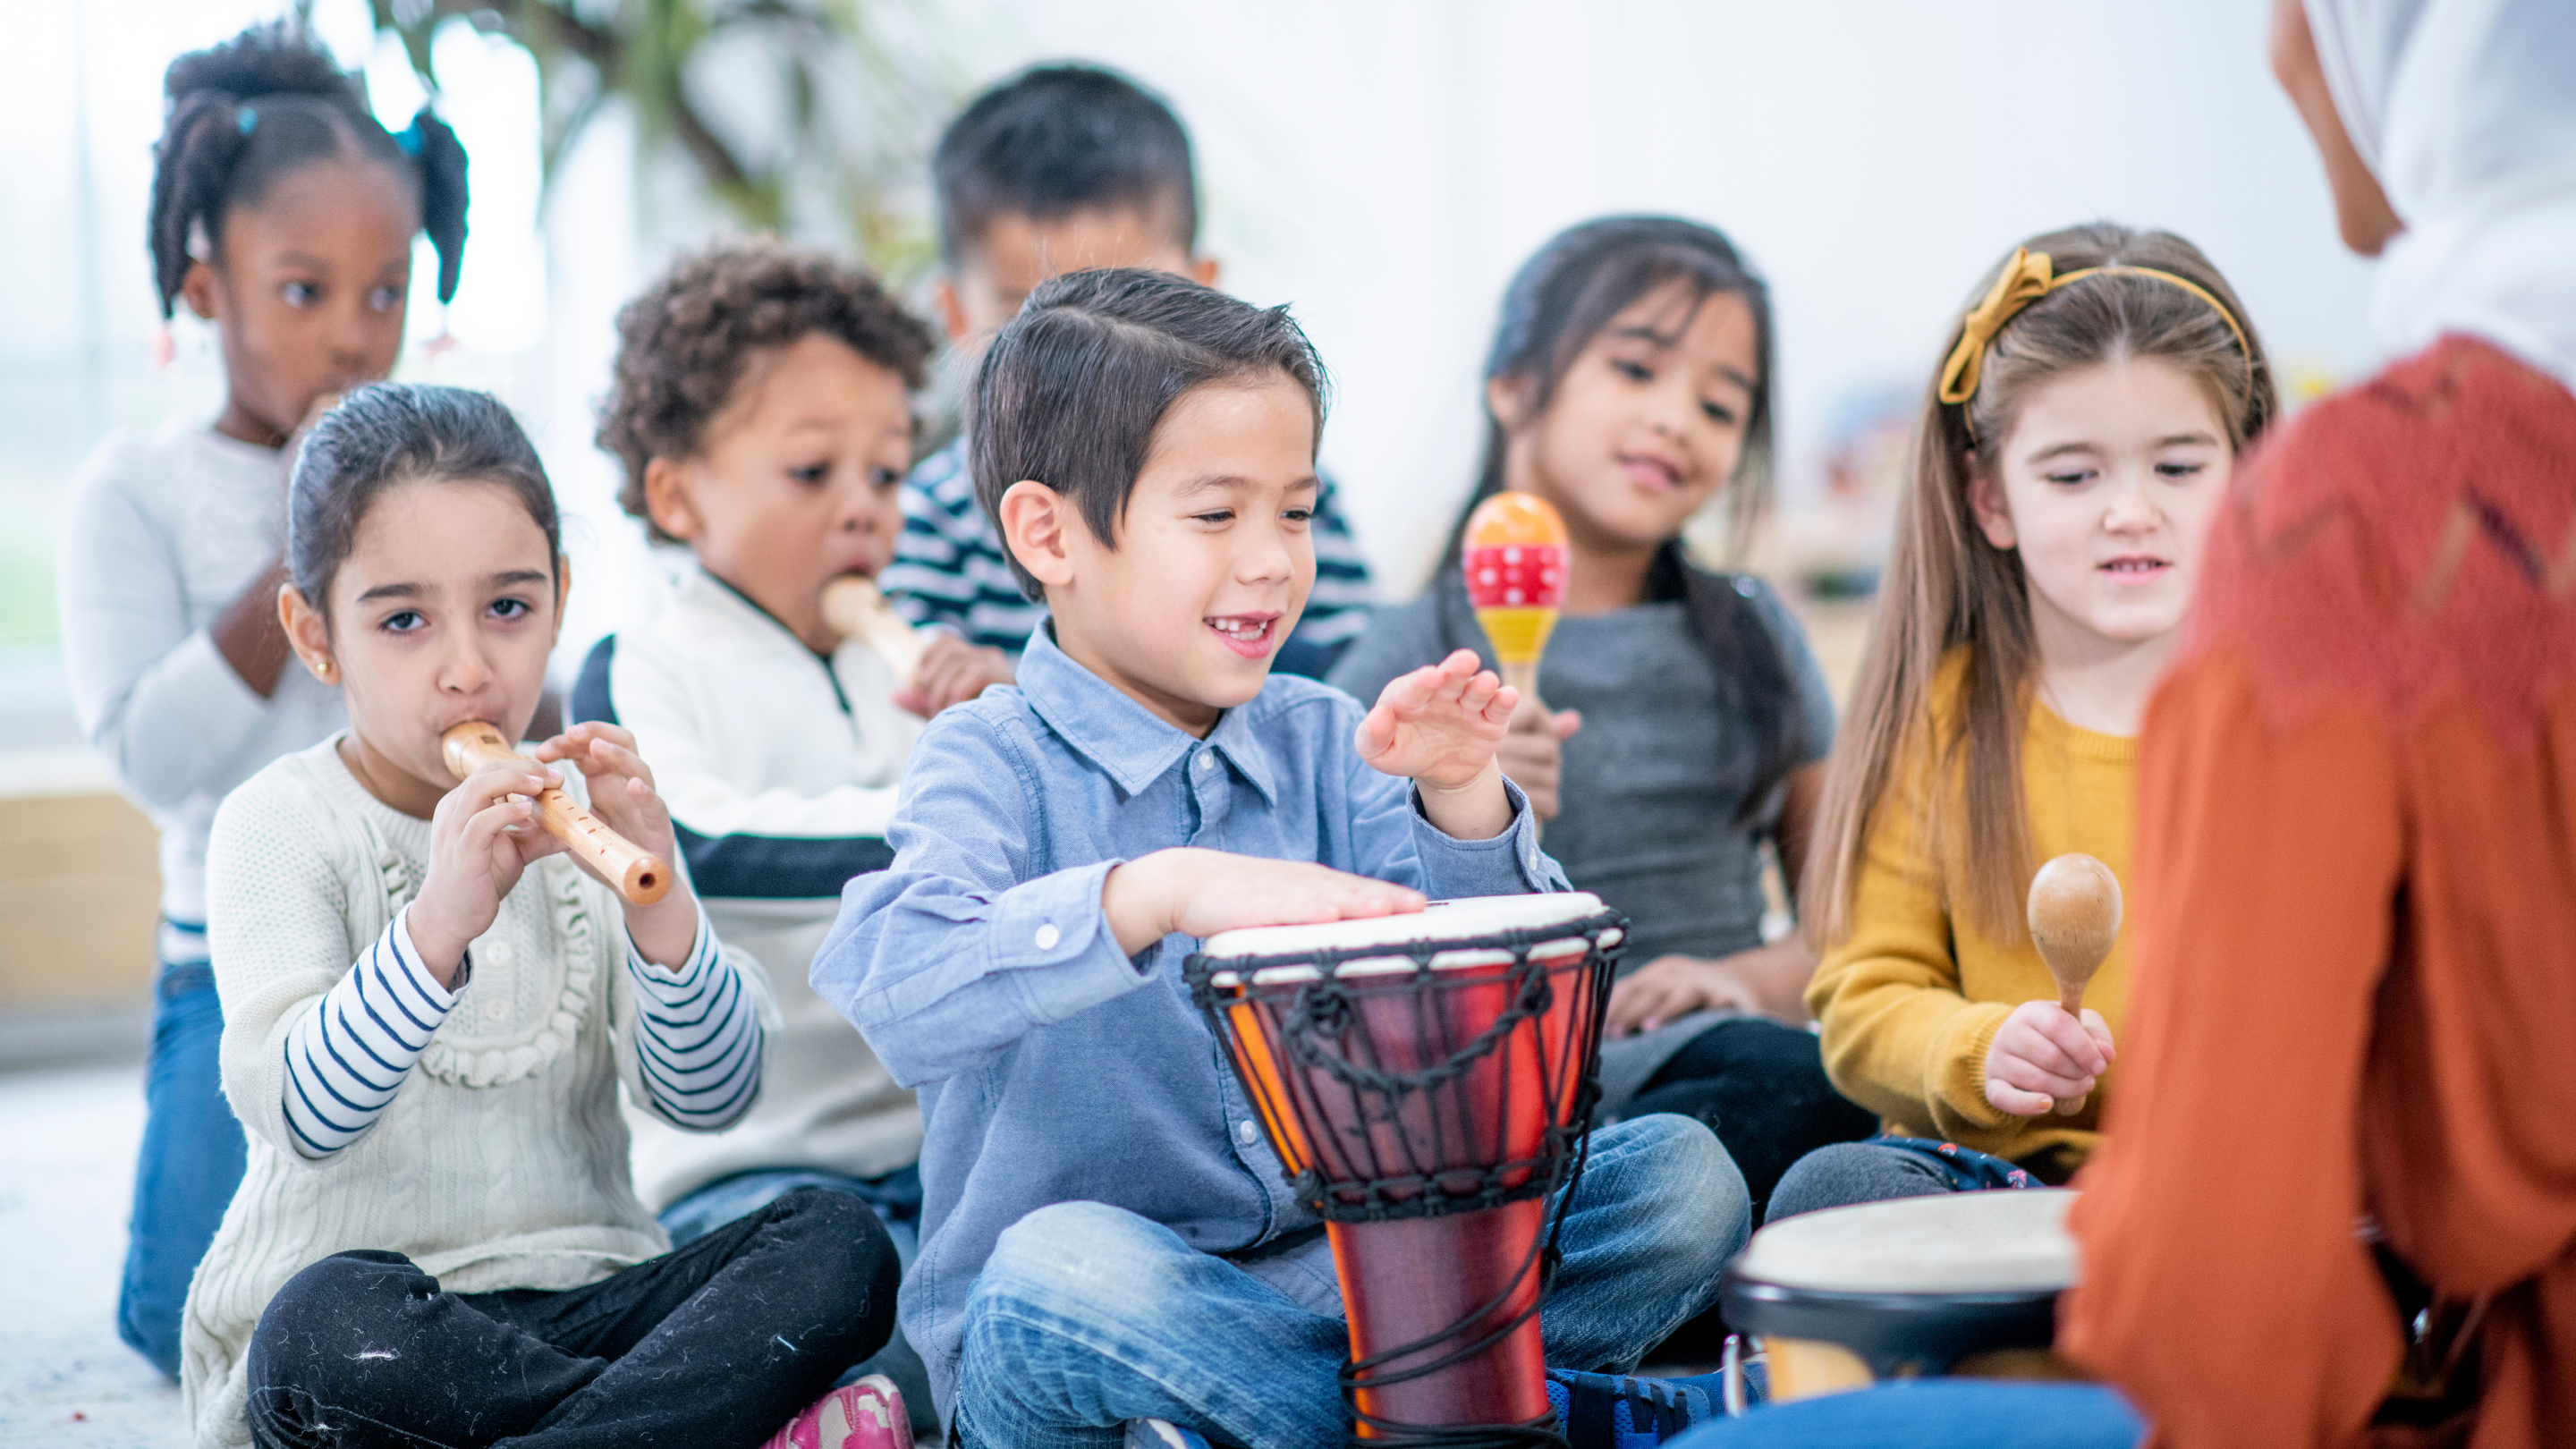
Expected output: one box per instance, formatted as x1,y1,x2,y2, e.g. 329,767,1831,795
245,1188,898,1449
1624,1016,1877,1224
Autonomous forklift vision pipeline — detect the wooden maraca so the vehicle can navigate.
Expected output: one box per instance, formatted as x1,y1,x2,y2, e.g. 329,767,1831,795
1462,492,1570,702
2025,852,2123,1115
439,722,672,906
821,575,927,685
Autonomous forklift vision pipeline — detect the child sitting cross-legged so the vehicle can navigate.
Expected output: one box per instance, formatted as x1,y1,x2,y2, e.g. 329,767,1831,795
810,269,1747,1447
578,239,942,1428
182,385,909,1449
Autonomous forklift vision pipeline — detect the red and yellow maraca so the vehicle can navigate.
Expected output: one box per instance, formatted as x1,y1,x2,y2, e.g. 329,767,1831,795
1462,492,1570,702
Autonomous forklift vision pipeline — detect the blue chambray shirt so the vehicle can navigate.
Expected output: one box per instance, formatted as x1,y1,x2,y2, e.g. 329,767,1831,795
810,624,1565,1411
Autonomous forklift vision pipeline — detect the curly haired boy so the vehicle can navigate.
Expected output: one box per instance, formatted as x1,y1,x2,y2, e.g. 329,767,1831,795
575,236,942,1430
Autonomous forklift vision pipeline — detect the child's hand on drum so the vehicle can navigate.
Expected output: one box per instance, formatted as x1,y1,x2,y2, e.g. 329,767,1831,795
533,722,701,969
1357,649,1519,841
1103,848,1426,956
1496,696,1582,823
1982,1000,2116,1116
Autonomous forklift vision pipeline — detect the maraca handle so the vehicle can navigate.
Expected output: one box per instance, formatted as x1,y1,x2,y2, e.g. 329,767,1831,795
2053,986,2090,1115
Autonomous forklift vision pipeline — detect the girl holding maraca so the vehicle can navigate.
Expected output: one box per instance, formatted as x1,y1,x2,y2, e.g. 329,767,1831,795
1331,216,1869,1218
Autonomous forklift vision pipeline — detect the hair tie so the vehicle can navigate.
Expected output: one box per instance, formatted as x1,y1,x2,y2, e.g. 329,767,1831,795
237,106,258,136
395,118,425,157
1936,247,2254,424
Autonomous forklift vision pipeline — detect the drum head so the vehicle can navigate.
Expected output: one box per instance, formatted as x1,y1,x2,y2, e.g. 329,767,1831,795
1741,1190,2079,1293
1201,892,1609,962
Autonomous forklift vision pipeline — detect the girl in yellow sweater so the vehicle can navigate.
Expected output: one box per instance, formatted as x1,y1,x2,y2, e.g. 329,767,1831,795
1771,224,2277,1218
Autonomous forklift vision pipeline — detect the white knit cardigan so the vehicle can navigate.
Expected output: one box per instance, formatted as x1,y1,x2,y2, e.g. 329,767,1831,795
180,739,778,1449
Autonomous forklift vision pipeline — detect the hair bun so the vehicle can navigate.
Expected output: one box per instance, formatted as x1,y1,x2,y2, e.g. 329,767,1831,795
163,20,355,110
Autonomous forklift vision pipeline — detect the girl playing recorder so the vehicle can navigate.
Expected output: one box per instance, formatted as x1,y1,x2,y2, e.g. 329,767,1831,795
181,384,910,1449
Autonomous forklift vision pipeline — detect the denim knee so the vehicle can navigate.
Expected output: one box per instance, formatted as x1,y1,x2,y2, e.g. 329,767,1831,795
973,1201,1190,1332
1593,1114,1750,1269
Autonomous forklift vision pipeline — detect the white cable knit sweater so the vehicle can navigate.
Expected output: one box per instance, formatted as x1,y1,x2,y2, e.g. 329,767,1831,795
180,738,779,1449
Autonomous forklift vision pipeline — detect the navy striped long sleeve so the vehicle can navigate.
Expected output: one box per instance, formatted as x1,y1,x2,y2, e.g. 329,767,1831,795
623,910,765,1130
280,908,459,1158
282,904,760,1157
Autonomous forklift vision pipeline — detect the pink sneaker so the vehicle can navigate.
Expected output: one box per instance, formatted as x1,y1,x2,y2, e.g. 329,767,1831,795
764,1375,914,1449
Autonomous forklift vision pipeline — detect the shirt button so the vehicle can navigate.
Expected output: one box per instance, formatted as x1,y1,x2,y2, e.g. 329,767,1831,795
1236,1119,1261,1146
1034,923,1061,951
1197,752,1216,772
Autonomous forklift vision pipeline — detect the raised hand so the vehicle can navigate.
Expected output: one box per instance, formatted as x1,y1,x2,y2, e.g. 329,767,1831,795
1103,848,1426,956
408,755,568,987
1982,999,2116,1117
1356,648,1517,787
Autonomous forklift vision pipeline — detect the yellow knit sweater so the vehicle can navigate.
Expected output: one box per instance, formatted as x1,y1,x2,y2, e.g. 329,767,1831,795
1805,653,2134,1182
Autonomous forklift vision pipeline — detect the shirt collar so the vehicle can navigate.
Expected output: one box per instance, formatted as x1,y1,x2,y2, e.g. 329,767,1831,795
1017,623,1280,806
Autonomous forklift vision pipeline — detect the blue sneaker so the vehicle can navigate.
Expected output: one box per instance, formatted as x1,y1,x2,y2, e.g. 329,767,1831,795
1545,1368,1719,1446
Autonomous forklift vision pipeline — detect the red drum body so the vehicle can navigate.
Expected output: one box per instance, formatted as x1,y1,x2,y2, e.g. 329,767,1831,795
1188,894,1625,1445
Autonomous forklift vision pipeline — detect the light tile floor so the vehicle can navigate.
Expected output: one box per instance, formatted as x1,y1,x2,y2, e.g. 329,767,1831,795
1,1065,184,1448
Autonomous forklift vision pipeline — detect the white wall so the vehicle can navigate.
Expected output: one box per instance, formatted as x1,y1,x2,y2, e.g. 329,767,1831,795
2,0,2383,726
935,0,2381,594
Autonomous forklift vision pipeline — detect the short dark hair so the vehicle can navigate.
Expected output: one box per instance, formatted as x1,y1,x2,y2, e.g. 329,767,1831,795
970,268,1326,599
151,21,469,319
597,238,936,544
933,64,1198,268
290,384,557,623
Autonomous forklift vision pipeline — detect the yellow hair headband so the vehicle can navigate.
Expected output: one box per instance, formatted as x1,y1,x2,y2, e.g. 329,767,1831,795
1936,247,2254,414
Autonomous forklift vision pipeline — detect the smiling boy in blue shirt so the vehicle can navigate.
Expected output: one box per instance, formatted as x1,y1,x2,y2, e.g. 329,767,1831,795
810,268,1745,1447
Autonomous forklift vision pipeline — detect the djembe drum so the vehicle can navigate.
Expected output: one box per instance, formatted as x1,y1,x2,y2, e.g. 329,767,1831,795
1186,893,1627,1447
1718,1190,2081,1402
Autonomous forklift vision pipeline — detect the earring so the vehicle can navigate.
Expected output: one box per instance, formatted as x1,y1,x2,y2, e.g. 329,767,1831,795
313,657,337,682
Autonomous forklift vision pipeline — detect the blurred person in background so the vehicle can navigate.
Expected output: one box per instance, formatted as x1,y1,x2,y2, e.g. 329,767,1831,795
56,19,468,1379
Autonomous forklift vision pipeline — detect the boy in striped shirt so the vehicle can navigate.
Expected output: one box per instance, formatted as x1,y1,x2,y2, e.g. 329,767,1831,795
881,64,1373,713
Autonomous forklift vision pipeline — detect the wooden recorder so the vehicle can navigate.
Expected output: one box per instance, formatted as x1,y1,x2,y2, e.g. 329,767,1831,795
438,722,673,906
820,575,927,683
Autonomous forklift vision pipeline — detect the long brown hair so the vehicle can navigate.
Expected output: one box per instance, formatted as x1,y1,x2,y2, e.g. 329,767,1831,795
1801,223,2279,947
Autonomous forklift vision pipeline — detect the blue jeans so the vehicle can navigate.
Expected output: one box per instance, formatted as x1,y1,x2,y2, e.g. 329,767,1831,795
1667,1381,2142,1448
951,1114,1749,1449
660,1165,936,1436
119,939,249,1378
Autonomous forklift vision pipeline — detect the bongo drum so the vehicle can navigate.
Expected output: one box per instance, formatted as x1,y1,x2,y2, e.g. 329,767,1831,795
1718,1190,2082,1402
1186,894,1627,1447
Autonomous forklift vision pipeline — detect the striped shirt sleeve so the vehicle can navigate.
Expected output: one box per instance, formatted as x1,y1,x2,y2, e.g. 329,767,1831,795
280,907,460,1160
625,908,765,1131
882,437,1045,651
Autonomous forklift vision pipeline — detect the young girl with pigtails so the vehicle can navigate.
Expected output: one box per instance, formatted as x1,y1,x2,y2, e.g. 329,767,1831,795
57,20,468,1377
1770,222,2278,1219
183,383,910,1449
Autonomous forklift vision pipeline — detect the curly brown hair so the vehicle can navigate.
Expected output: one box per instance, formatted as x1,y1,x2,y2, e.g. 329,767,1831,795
597,238,936,542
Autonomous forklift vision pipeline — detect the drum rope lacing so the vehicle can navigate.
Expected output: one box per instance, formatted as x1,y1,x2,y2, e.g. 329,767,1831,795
1186,908,1626,1449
